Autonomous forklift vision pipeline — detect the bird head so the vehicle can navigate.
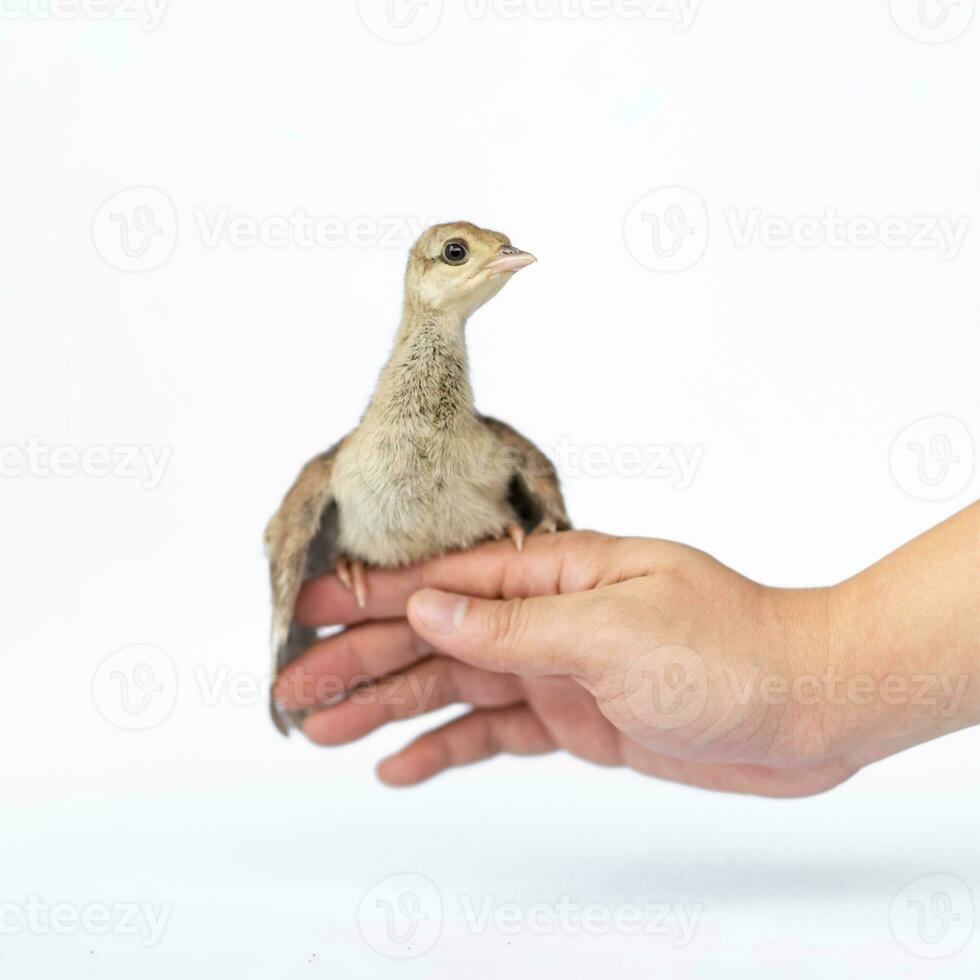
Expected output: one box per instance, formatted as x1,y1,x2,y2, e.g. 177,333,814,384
404,221,537,318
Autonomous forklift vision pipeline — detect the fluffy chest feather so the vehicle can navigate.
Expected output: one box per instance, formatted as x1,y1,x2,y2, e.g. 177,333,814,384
332,420,512,565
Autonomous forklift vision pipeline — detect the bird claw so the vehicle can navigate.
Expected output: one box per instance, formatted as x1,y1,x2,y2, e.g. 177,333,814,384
505,517,561,551
336,556,369,609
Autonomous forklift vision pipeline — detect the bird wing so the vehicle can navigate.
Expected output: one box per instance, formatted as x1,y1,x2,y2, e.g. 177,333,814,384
479,415,571,533
264,440,344,735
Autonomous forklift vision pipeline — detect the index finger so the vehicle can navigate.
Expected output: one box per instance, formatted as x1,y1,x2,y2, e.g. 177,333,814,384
294,530,606,628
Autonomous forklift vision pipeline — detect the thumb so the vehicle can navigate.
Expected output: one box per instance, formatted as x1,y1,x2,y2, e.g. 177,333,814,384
407,588,599,679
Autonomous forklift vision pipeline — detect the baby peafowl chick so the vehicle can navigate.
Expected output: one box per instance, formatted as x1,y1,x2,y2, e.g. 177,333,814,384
265,222,570,734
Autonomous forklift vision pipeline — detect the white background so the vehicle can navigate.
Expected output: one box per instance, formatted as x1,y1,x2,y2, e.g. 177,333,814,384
1,0,978,975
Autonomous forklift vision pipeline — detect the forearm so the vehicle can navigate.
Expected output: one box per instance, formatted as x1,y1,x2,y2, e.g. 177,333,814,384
832,500,980,763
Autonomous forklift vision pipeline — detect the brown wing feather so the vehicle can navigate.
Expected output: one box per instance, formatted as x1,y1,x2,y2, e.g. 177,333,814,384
264,439,344,734
479,415,571,531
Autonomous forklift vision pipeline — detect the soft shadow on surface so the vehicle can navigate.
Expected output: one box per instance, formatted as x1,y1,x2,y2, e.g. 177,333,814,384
7,776,977,911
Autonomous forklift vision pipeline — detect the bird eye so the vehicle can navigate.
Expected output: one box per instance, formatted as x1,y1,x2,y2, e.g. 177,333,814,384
442,240,469,265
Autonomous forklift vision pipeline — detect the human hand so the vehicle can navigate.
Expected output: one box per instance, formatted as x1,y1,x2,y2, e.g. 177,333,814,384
276,508,979,797
275,533,825,796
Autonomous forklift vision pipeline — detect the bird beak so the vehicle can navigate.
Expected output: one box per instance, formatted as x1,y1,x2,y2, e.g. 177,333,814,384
485,246,537,278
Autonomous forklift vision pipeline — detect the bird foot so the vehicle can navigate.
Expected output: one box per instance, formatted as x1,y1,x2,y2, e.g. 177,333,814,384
505,518,560,552
505,523,525,552
532,517,559,535
336,556,368,609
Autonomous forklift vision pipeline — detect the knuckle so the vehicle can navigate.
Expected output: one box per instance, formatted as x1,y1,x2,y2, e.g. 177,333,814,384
340,628,366,672
566,529,611,555
559,530,617,578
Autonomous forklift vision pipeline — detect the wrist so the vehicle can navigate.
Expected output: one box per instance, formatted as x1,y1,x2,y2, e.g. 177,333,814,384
822,568,980,765
755,584,854,764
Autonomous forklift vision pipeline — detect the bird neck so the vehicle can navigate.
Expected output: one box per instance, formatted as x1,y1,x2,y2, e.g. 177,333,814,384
366,305,475,429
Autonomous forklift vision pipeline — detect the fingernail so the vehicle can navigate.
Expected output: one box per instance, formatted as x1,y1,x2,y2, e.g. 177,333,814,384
411,590,468,635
